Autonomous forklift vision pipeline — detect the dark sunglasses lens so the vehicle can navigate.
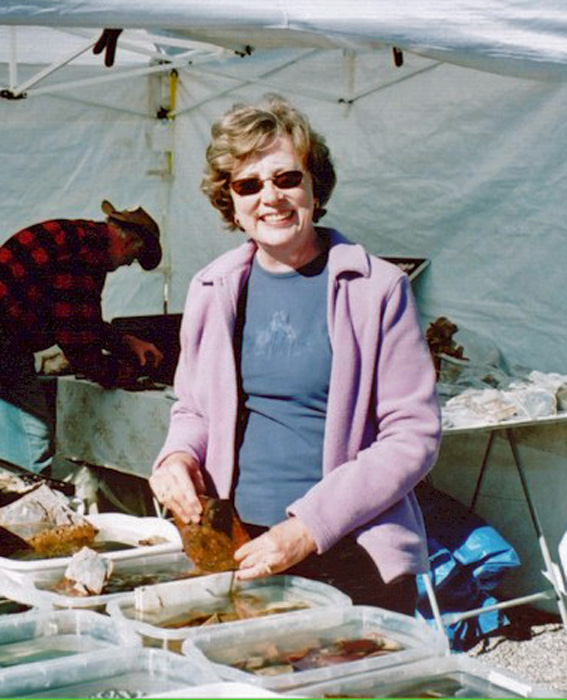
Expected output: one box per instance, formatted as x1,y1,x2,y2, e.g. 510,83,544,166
274,171,303,189
231,170,303,196
231,178,262,196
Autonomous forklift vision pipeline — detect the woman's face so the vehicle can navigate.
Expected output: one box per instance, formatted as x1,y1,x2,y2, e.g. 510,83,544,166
230,135,318,271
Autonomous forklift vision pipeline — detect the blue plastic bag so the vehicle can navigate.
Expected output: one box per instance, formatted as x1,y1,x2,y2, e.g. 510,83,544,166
416,482,520,650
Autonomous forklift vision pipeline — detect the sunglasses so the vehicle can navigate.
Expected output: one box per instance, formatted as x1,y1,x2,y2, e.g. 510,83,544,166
230,169,304,197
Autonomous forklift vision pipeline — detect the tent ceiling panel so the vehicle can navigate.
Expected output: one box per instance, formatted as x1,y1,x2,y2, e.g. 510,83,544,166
1,1,567,80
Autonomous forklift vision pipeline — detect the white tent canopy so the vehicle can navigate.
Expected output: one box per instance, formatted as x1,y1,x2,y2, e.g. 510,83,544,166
3,0,567,79
2,1,567,373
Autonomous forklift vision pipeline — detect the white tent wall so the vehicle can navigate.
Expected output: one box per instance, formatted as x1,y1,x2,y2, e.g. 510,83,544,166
2,41,567,373
3,7,567,616
142,50,567,373
0,62,171,316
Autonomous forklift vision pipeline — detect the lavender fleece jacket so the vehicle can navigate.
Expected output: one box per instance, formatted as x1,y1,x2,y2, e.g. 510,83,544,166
154,228,441,583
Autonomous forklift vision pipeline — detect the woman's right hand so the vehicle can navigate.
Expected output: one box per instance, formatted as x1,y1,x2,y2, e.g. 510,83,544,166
149,452,206,523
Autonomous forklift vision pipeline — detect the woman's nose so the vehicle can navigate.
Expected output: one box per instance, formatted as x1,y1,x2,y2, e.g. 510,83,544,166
260,179,281,202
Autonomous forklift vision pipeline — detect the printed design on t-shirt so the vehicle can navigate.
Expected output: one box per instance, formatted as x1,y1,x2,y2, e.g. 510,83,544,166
252,310,301,357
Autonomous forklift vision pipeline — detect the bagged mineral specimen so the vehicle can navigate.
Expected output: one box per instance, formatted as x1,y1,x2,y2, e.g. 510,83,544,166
0,525,33,557
55,546,114,596
0,483,97,559
232,633,403,675
26,520,98,557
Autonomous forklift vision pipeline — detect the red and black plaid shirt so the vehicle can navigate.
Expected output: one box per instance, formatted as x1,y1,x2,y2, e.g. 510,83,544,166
0,219,129,386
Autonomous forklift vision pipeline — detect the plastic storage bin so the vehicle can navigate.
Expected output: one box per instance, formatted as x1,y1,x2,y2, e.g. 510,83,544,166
0,513,182,574
0,608,140,671
152,681,288,697
107,572,352,649
296,653,563,698
181,604,448,691
0,647,220,698
0,550,197,611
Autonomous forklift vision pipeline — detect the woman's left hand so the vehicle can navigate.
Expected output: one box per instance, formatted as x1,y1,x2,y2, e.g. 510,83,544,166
234,516,317,580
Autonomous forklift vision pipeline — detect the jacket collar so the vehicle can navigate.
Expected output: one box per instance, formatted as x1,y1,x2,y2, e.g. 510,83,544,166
322,227,370,280
196,226,370,284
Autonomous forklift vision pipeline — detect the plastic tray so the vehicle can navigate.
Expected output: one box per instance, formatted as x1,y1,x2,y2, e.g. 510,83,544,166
0,647,220,698
0,608,140,674
107,573,352,646
0,550,198,611
152,681,288,697
0,513,182,572
181,604,448,691
296,653,563,698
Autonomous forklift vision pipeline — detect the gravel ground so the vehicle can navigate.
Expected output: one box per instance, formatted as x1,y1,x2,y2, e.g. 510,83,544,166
466,606,567,696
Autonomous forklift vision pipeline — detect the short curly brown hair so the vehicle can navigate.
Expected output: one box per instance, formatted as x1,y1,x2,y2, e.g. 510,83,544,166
201,94,336,230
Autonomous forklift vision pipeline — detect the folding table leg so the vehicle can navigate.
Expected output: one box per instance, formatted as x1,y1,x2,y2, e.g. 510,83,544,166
505,428,567,628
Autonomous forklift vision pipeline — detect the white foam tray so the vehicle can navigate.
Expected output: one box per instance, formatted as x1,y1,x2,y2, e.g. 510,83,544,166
0,513,182,572
0,550,197,610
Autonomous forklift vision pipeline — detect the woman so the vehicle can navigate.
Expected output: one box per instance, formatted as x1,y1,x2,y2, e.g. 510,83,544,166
150,94,441,614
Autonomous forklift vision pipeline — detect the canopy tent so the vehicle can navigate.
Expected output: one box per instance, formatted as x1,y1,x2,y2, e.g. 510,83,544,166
3,1,567,80
2,1,567,373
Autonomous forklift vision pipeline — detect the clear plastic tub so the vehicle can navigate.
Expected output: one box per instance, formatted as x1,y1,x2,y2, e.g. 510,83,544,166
107,573,352,649
152,681,288,698
0,608,140,672
296,654,563,698
0,647,220,698
0,550,198,611
0,513,182,573
181,604,448,691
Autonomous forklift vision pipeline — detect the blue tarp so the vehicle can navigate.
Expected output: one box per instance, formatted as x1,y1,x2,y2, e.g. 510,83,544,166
416,482,521,650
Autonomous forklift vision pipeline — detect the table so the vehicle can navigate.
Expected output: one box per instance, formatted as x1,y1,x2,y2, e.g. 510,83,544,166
52,375,567,629
55,376,175,478
428,413,567,635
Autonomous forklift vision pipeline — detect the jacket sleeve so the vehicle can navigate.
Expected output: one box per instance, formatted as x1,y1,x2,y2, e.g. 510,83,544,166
152,278,209,471
287,273,441,552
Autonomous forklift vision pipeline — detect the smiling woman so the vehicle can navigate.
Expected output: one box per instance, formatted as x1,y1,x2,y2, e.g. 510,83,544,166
150,94,441,616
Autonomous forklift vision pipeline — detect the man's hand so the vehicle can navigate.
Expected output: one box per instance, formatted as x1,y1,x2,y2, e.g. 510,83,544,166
122,333,163,369
234,516,317,580
149,452,206,523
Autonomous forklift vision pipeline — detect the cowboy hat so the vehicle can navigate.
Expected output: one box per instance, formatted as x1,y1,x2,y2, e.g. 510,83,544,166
101,199,162,270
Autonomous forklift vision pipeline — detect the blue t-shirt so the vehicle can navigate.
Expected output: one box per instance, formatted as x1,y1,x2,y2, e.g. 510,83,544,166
235,251,332,526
